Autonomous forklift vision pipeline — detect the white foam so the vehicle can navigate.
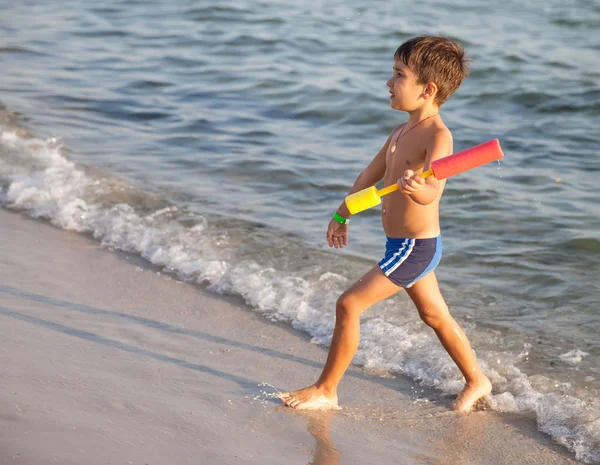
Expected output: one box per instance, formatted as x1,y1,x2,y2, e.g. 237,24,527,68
559,349,590,365
1,129,599,463
0,131,229,285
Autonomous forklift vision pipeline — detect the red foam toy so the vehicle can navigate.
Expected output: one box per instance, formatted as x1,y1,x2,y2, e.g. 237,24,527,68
427,138,504,180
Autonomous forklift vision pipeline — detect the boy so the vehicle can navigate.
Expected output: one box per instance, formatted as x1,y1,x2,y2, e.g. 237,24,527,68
278,36,492,412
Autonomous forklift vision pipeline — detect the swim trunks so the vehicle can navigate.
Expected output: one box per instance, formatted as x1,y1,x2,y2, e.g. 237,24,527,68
378,236,442,288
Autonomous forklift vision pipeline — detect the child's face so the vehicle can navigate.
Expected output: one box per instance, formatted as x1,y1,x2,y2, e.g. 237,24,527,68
387,60,425,111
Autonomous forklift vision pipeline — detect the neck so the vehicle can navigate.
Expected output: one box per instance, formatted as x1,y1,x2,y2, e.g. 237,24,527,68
405,106,440,126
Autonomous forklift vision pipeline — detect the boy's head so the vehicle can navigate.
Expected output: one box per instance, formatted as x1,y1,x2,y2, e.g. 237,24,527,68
391,36,469,107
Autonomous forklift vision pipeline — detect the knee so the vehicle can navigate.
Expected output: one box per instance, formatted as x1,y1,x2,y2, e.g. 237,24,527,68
335,293,363,321
418,303,451,329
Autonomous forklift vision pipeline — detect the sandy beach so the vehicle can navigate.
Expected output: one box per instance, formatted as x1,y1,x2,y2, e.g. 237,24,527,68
0,207,581,465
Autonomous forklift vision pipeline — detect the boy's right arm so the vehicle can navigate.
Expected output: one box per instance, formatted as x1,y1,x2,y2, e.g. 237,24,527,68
327,133,392,248
335,132,392,218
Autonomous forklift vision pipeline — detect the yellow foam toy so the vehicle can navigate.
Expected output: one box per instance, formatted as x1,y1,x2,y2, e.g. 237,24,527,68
345,169,433,214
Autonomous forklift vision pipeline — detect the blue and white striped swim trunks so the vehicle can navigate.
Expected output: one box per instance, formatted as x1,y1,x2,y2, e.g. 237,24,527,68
378,236,442,288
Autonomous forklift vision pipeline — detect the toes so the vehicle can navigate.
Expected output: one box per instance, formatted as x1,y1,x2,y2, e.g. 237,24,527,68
281,396,302,408
474,394,492,410
289,399,301,409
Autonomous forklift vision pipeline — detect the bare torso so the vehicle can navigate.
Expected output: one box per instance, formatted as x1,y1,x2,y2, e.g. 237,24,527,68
381,120,450,239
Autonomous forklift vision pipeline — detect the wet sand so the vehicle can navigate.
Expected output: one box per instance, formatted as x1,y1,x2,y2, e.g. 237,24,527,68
0,208,580,464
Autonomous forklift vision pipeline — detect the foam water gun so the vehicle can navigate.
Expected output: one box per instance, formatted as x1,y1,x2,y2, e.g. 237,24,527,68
344,139,504,215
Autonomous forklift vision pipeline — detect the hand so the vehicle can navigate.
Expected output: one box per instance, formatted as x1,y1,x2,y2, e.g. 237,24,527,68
326,218,348,249
397,169,426,195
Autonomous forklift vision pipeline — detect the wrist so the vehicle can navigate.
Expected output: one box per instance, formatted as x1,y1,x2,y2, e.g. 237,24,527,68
333,212,350,224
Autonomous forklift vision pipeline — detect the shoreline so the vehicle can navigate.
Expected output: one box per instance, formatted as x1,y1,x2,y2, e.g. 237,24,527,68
0,207,580,464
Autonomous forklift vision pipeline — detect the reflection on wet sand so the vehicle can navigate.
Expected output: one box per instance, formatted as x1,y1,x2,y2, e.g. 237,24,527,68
305,411,341,465
292,407,432,465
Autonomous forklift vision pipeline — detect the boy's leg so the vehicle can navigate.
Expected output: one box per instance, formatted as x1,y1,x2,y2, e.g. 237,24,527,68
278,265,402,410
405,271,492,412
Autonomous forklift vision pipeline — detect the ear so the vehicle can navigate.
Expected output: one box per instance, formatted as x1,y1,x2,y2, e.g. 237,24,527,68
422,82,438,100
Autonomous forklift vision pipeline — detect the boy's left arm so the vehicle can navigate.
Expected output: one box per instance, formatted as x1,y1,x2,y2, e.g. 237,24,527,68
397,130,452,205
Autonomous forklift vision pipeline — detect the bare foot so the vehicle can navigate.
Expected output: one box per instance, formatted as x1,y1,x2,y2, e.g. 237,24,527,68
278,385,340,410
453,376,492,413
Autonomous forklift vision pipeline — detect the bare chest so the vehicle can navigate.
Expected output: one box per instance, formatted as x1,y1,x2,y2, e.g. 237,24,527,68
384,138,426,181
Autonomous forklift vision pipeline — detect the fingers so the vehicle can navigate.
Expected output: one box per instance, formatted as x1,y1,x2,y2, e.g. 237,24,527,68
331,235,347,249
327,232,348,249
411,174,426,186
398,171,426,194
